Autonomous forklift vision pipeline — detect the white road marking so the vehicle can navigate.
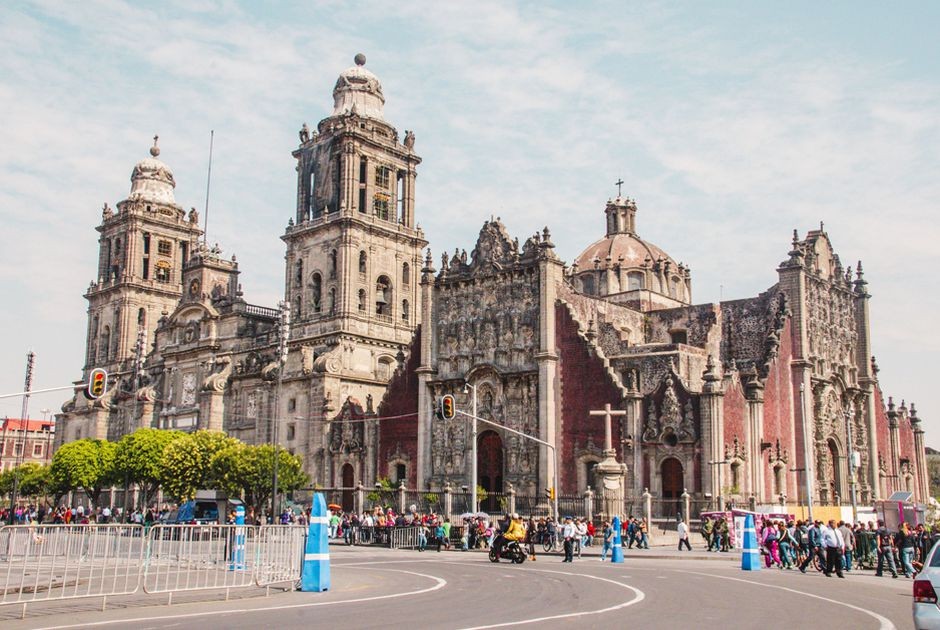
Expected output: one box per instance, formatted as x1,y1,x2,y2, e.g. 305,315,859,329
451,565,645,629
31,568,447,630
677,570,896,630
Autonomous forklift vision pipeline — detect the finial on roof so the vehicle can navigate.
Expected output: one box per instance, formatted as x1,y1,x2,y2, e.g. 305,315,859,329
819,220,824,231
354,53,366,66
150,135,160,157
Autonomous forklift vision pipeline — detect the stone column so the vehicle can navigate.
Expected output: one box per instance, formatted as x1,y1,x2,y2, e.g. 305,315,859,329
700,355,724,501
584,488,594,522
625,378,644,497
415,253,436,490
398,480,407,514
887,398,900,496
746,375,765,503
443,482,453,521
911,406,929,503
507,484,516,516
642,488,652,543
681,488,691,527
356,483,364,515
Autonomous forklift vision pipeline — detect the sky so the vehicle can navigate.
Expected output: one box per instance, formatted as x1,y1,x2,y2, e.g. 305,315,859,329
0,1,938,444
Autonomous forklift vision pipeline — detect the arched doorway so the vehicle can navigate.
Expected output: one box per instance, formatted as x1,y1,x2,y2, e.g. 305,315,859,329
828,439,842,502
341,463,354,513
661,458,684,520
477,431,503,513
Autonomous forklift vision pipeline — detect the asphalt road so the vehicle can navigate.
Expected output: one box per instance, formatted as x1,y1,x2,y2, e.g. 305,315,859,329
8,546,915,630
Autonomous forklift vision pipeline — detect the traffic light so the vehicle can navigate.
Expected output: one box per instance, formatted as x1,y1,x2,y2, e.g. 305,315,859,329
545,487,555,501
439,394,456,420
85,368,108,400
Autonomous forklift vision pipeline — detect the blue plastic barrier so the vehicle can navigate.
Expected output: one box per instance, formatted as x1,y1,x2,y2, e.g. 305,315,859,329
300,493,331,591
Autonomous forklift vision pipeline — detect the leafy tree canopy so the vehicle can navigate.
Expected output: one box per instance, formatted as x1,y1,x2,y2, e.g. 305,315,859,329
159,430,237,501
50,439,116,505
114,428,184,494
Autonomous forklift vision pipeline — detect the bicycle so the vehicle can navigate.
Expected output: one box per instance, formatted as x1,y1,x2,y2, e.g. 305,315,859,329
541,531,558,553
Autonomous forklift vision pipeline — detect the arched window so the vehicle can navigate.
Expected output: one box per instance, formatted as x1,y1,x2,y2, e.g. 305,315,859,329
402,262,410,286
359,251,367,274
358,289,366,312
401,299,410,323
327,288,336,315
137,307,146,329
627,271,645,291
329,250,337,279
773,463,786,498
99,326,111,362
311,273,322,313
729,461,742,493
375,276,392,317
377,358,393,381
293,294,302,318
294,260,303,286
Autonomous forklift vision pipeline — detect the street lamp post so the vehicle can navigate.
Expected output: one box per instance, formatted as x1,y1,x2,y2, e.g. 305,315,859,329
464,383,478,514
272,301,290,523
8,351,34,525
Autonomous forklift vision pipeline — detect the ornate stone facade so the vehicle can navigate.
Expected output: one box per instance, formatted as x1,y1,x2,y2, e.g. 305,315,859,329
58,57,928,509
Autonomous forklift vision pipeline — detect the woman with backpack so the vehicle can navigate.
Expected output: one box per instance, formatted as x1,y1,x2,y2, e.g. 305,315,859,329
761,519,783,568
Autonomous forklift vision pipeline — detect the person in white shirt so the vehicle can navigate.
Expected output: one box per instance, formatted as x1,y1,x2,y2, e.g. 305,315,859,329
677,519,692,551
561,517,577,562
576,519,588,558
821,519,845,578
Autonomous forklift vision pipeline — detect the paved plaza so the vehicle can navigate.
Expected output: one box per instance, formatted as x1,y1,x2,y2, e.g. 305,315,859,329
1,544,914,630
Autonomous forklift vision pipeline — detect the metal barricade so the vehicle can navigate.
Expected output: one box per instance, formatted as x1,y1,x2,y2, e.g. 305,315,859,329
389,526,420,549
144,524,258,595
256,525,305,586
0,524,145,607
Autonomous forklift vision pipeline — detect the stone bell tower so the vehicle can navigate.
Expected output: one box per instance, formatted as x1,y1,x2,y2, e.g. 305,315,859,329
60,137,203,443
279,55,428,485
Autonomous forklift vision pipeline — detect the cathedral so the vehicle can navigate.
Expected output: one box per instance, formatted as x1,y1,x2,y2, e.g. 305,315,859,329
58,55,929,512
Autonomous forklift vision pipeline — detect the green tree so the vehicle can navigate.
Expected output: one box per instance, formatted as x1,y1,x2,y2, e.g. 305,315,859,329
0,468,14,497
114,428,183,507
50,439,116,506
159,430,237,501
16,462,53,499
209,443,308,515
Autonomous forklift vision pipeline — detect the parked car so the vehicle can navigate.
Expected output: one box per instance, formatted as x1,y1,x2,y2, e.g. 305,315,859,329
913,540,940,629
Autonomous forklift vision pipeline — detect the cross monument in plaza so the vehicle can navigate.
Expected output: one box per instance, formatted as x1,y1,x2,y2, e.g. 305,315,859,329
589,403,629,521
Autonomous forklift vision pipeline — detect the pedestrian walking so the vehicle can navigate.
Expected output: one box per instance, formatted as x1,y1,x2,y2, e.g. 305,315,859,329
677,519,692,551
875,519,899,578
821,519,845,578
601,521,614,561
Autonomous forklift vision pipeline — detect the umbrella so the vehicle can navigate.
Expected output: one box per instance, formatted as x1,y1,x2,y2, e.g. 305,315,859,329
327,503,342,511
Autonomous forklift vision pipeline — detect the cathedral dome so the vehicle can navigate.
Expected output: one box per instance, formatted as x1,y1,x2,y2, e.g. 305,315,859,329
128,136,179,207
574,231,676,272
572,196,691,303
332,54,385,120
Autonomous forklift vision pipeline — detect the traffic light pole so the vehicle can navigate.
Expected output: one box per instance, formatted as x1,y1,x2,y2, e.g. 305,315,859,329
457,410,558,522
8,351,34,525
467,385,478,514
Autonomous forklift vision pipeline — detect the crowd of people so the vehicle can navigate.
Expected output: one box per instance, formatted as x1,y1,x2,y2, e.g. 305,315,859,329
751,517,938,579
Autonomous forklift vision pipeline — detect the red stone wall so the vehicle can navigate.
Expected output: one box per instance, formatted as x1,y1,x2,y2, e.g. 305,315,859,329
762,319,794,497
873,386,890,466
556,304,625,494
375,329,421,487
723,377,746,449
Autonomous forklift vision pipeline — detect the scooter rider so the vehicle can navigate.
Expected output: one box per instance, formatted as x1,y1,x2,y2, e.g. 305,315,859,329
492,513,526,559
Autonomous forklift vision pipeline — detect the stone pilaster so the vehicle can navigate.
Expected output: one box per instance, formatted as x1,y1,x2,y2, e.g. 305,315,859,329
746,373,765,502
887,398,900,497
536,235,563,494
699,355,724,501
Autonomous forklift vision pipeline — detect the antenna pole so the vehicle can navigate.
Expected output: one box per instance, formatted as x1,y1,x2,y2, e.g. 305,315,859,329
203,130,214,244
